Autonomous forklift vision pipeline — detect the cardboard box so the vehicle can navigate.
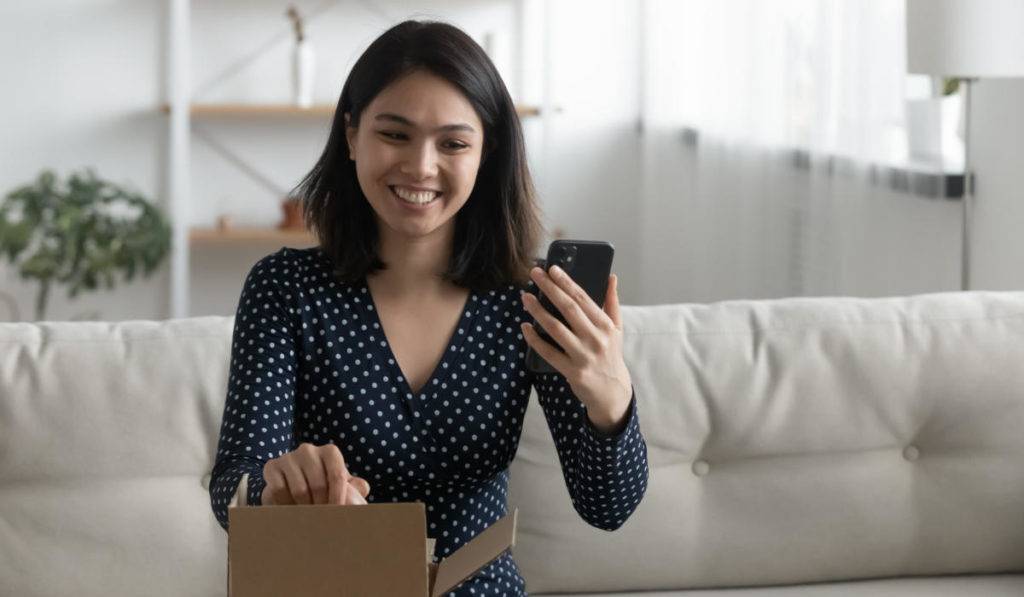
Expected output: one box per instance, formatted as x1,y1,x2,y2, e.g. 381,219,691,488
227,502,517,597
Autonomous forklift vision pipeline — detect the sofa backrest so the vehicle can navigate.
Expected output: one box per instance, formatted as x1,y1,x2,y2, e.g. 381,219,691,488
0,317,234,597
2,292,1024,596
510,291,1024,593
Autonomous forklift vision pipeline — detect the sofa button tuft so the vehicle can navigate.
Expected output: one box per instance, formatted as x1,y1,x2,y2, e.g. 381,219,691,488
692,460,710,477
903,445,920,462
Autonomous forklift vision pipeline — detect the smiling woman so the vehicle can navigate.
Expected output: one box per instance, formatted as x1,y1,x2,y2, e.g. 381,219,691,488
208,19,650,597
293,20,537,292
343,70,485,241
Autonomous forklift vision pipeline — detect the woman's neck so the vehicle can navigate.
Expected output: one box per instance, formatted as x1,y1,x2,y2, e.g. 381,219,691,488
368,224,457,298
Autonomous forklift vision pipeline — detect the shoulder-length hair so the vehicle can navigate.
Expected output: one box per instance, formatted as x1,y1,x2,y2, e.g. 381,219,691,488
293,19,545,291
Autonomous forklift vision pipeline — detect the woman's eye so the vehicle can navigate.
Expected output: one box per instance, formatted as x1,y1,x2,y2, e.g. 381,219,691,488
377,131,468,150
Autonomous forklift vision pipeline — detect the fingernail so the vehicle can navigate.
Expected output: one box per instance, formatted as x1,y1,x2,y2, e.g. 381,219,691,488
550,265,563,276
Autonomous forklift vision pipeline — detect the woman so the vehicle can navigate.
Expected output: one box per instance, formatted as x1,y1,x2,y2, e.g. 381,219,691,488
209,19,648,595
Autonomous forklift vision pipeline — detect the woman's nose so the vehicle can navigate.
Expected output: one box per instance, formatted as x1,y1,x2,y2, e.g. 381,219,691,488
400,142,439,179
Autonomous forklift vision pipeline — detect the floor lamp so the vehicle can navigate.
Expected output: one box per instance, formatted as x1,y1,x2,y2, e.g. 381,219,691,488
906,0,1024,291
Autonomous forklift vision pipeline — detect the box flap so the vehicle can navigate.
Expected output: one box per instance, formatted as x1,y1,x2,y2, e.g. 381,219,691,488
228,503,428,597
426,537,436,564
429,509,517,597
227,507,233,597
427,562,438,592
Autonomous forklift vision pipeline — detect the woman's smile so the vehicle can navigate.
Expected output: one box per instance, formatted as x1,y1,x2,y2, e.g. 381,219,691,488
390,184,442,206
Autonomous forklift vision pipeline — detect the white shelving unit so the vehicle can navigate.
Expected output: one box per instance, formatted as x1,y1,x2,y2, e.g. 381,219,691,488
167,0,190,319
163,0,547,318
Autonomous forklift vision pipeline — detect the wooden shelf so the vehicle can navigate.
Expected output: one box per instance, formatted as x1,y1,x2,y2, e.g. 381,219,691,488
190,227,317,246
161,103,334,117
160,103,542,118
517,105,541,117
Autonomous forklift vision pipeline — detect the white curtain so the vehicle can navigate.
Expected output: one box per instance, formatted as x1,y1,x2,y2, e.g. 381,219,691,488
637,0,960,303
645,0,907,159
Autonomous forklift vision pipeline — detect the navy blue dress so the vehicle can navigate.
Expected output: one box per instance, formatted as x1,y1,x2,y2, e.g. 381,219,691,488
210,247,649,595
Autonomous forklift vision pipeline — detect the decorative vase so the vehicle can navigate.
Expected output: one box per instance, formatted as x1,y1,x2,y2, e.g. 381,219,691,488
279,198,304,230
905,98,942,163
292,40,315,108
940,92,965,165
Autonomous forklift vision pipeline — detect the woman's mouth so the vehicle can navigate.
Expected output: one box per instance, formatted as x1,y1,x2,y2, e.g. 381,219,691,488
390,185,441,206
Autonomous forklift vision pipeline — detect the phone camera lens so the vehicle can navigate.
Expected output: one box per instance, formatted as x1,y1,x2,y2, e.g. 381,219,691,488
553,243,578,274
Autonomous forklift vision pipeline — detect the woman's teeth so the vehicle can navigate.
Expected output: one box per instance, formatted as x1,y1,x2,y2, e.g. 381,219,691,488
392,186,440,205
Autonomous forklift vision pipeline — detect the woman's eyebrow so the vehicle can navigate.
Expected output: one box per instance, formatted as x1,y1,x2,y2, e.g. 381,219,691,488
374,113,476,133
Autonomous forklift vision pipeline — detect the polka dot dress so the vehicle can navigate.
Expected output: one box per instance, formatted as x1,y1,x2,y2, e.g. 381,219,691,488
210,247,649,595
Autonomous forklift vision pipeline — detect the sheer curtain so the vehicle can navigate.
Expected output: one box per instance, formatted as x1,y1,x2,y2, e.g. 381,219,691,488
637,0,959,303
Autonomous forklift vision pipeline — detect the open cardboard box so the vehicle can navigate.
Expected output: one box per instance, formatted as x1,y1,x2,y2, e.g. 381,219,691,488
227,502,517,596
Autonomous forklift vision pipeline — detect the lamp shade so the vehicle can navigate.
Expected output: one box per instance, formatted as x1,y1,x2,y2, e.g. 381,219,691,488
907,0,1024,77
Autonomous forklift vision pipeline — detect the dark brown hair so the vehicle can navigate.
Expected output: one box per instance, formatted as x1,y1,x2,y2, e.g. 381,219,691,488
293,20,545,291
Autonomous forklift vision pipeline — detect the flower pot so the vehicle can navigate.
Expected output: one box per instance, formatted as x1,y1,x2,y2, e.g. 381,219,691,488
279,199,304,230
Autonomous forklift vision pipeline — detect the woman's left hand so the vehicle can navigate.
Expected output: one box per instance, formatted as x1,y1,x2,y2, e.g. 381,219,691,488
520,265,633,434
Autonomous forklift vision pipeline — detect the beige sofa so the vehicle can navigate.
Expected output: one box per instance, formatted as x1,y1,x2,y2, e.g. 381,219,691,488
2,291,1024,596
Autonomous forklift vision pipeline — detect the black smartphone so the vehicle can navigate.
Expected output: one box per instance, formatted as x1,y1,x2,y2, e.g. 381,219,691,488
525,239,615,374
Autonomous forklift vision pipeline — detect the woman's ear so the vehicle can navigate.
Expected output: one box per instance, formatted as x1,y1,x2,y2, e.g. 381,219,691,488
344,112,356,161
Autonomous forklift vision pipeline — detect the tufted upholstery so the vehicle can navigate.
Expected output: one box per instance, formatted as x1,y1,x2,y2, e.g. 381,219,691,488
510,292,1024,593
2,291,1024,596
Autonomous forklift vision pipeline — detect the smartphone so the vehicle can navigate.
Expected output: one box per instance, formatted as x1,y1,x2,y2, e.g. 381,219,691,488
525,240,615,374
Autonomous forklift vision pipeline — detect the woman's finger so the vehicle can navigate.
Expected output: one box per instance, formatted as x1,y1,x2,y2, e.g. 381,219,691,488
271,468,296,505
320,444,352,505
346,482,368,505
349,475,371,498
301,452,330,505
522,291,585,360
521,321,573,375
280,459,312,505
262,464,294,505
549,265,615,333
528,268,598,344
605,274,622,330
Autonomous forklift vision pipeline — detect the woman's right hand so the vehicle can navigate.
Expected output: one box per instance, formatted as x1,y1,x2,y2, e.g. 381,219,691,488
261,442,371,506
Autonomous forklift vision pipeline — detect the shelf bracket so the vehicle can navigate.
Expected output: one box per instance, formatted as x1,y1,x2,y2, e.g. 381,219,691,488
193,0,392,101
192,124,289,198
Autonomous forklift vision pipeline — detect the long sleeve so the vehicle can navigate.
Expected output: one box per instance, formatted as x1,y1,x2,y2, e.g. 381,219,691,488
209,253,300,530
531,371,649,531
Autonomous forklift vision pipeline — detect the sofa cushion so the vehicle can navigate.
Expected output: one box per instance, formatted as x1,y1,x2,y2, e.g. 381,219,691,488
0,317,233,597
509,292,1024,593
539,573,1024,596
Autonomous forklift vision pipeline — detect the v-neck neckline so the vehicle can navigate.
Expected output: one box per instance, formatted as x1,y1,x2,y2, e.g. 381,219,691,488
358,277,479,400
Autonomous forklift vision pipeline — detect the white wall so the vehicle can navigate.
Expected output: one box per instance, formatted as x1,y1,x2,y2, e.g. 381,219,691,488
2,1,1022,322
971,79,1024,290
0,0,168,322
0,0,532,321
532,0,643,305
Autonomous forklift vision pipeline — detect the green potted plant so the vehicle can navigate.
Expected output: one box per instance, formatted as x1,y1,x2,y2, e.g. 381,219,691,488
0,169,171,321
940,77,960,97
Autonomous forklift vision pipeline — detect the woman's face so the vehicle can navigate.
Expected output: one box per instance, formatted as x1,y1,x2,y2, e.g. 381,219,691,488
345,70,485,242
